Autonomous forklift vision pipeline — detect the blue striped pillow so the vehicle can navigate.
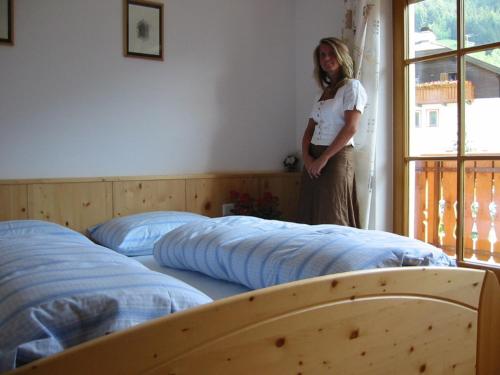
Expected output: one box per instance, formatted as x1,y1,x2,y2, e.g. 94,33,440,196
87,211,208,256
0,234,212,371
0,220,92,243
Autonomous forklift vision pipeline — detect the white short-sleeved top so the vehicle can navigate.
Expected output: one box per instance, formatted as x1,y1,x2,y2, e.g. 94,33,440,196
309,79,367,146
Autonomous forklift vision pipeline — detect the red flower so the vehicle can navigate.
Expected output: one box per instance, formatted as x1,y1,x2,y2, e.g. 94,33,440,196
229,190,281,219
230,190,240,200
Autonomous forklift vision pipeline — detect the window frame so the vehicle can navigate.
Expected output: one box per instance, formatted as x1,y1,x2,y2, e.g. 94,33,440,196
392,0,500,277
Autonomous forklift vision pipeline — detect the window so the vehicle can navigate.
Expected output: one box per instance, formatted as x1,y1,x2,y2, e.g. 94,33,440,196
393,0,500,270
427,109,438,127
415,110,421,128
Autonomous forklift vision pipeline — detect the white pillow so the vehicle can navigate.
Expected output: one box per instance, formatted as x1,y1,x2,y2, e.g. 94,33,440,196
87,211,208,256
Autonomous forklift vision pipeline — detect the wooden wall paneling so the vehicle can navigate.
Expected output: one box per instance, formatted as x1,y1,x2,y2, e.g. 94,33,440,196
186,177,259,217
0,172,301,226
0,185,28,221
113,180,186,217
28,182,113,232
259,174,301,221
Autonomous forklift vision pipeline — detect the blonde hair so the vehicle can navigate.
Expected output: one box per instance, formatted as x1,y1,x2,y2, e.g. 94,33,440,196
313,37,354,91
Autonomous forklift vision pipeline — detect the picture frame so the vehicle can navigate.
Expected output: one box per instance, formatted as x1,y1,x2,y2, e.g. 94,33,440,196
124,0,163,60
0,0,13,45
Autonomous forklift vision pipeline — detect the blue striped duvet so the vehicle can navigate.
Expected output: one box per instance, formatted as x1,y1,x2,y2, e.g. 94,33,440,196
154,216,455,290
0,231,212,371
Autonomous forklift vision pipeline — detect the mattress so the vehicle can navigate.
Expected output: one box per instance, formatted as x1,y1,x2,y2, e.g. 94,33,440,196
134,255,251,300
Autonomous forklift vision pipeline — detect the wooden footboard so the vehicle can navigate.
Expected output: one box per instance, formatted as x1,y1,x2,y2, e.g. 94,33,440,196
11,267,500,375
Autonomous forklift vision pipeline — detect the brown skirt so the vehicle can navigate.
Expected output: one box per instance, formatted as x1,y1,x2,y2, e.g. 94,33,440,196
297,144,360,227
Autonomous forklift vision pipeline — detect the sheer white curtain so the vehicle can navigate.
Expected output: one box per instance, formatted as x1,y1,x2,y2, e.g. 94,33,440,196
342,0,380,229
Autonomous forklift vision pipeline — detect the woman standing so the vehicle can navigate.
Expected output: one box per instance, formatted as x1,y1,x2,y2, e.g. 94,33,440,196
298,37,367,227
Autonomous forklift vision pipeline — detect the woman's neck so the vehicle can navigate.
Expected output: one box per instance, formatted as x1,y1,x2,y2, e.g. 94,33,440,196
328,71,340,86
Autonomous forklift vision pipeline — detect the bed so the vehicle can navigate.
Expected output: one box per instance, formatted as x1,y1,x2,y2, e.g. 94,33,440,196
2,214,500,374
8,266,500,374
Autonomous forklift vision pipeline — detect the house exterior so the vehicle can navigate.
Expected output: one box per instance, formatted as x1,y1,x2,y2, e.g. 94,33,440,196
411,31,500,155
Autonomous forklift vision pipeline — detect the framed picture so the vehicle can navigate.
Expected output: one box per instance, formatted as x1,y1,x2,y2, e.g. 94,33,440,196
124,0,163,60
0,0,13,45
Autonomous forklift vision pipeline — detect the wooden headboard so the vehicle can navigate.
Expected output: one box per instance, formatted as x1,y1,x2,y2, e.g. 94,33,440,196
0,172,300,232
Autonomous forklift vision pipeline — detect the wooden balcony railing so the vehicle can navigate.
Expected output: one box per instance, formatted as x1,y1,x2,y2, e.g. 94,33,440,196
416,80,475,105
413,160,499,263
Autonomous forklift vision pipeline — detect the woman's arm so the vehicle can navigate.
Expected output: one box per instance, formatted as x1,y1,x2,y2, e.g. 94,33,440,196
309,109,362,178
302,118,317,178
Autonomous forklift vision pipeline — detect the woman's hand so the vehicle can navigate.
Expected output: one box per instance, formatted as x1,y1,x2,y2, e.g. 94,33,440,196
306,109,361,179
301,119,317,179
303,154,315,178
309,155,328,178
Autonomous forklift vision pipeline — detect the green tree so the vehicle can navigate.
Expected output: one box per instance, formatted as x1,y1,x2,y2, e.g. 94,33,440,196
415,0,499,45
464,5,500,45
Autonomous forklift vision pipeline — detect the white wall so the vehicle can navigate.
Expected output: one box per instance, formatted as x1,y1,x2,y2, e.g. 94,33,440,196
294,0,343,150
0,0,393,230
0,0,296,178
293,0,393,230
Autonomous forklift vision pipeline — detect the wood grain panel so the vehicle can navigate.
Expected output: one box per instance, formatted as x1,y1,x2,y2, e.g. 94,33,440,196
0,173,301,227
259,174,301,221
186,177,259,217
113,180,186,217
477,270,500,374
28,182,112,232
160,299,476,375
0,185,28,221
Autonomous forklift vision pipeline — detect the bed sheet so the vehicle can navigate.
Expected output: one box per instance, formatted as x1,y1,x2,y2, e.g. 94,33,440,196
134,255,250,300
